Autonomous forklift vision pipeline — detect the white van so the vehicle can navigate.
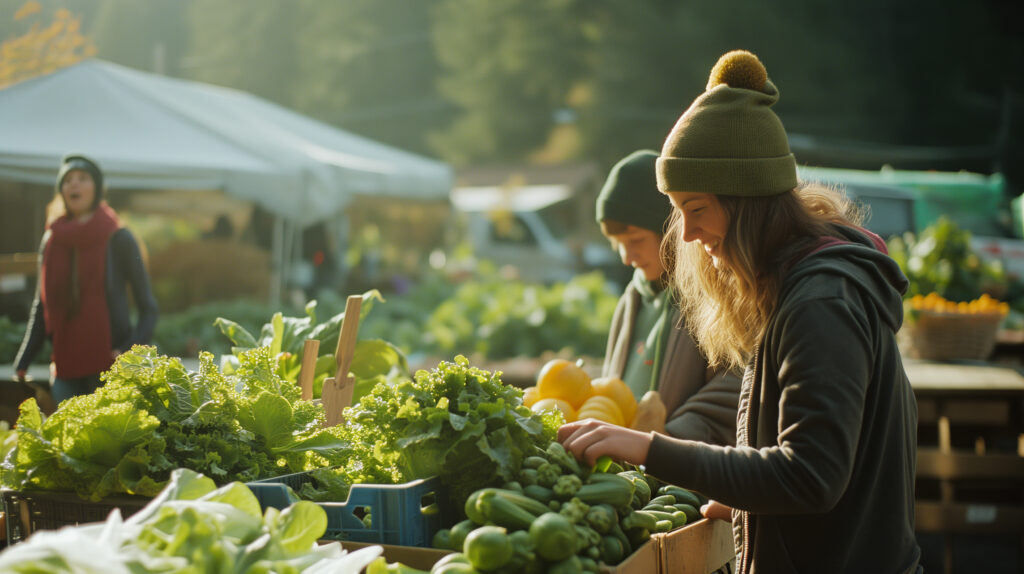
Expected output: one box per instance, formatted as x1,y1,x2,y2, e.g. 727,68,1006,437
451,184,619,284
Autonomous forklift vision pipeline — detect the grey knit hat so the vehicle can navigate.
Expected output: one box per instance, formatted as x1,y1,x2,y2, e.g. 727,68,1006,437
57,154,105,207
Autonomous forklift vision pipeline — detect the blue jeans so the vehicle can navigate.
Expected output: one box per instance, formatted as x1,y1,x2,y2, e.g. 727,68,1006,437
51,374,103,406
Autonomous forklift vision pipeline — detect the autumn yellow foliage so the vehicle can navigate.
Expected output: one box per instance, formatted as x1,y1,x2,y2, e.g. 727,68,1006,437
0,1,97,89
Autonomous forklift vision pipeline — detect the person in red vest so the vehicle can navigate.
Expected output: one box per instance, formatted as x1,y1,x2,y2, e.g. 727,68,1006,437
13,154,158,407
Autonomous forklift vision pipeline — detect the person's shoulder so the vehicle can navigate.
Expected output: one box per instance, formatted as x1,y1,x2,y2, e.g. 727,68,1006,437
108,227,142,259
779,263,858,308
109,226,137,245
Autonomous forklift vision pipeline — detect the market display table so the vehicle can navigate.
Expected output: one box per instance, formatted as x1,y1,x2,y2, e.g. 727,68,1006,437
902,359,1024,574
903,358,1024,449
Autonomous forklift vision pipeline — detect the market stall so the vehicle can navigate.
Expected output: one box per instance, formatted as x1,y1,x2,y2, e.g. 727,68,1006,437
0,59,453,302
0,294,738,573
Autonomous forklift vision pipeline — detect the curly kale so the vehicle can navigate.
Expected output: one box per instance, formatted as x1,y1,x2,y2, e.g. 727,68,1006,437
337,356,560,510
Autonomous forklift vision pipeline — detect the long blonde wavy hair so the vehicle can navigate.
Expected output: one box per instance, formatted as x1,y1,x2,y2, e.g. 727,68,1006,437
663,182,865,369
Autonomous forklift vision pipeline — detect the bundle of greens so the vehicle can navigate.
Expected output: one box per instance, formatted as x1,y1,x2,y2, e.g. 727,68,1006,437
335,356,561,510
0,468,384,574
1,346,352,501
217,290,409,402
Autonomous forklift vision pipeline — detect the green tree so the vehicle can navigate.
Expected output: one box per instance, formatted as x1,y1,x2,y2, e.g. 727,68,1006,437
430,0,590,165
575,2,885,167
291,0,453,157
182,0,299,107
91,0,188,76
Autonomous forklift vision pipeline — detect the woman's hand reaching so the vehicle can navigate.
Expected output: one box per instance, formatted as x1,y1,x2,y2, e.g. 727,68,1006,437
558,418,653,467
701,500,733,521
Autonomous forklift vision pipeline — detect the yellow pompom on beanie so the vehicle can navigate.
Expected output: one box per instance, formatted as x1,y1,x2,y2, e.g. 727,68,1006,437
656,50,797,197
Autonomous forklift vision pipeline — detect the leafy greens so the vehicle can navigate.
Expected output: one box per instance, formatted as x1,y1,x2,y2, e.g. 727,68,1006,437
0,467,384,574
2,346,352,501
334,355,561,509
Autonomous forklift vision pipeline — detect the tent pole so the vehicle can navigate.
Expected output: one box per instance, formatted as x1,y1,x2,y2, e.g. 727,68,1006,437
292,221,304,300
270,215,284,306
282,218,295,305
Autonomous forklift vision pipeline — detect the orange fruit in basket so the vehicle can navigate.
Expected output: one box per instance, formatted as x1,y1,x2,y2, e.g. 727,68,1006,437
536,359,593,409
590,376,637,426
577,395,625,426
522,386,540,407
531,397,577,422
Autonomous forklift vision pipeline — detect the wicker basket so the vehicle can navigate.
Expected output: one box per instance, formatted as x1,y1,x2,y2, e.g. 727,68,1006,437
898,310,1006,361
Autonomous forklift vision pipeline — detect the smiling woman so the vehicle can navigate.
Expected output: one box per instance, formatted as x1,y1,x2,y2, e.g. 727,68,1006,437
664,192,729,268
12,154,158,410
561,49,923,574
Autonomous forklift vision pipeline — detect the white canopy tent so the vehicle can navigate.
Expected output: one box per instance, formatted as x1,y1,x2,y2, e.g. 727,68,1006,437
0,59,453,300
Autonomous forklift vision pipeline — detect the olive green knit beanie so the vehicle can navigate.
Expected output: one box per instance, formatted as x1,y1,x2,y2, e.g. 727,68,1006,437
595,150,673,235
656,50,797,196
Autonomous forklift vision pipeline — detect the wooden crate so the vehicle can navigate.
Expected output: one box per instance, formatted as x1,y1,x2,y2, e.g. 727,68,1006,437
914,415,1024,574
657,517,734,574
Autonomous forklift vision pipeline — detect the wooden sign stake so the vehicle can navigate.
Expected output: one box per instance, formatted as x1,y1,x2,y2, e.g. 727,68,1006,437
322,295,363,427
297,338,320,401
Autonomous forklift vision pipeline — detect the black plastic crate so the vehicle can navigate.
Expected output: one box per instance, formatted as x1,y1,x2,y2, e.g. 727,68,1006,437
1,470,315,545
1,489,150,545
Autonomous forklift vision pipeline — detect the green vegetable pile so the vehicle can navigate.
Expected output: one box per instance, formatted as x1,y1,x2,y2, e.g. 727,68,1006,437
1,346,351,501
430,444,706,573
0,468,385,574
330,355,561,511
423,272,617,360
357,270,618,361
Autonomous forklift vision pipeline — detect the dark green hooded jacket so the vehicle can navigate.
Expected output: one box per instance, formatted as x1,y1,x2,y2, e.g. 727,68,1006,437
645,225,921,574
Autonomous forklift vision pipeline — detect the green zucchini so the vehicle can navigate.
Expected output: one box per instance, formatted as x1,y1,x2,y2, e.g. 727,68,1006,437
575,480,634,508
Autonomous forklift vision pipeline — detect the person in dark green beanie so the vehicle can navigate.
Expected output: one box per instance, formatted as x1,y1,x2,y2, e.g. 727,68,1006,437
561,50,921,574
596,149,740,446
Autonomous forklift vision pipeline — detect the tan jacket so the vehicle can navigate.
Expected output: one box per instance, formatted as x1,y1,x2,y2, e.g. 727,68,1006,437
602,283,741,446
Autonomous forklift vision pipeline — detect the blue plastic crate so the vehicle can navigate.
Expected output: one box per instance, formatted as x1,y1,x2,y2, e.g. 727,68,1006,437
245,471,316,511
244,476,450,547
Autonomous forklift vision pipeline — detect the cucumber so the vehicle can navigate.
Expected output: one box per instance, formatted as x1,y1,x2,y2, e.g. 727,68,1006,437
674,503,701,523
657,486,701,508
648,494,677,506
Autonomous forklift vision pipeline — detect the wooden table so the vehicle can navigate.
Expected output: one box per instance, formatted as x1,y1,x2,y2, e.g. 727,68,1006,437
903,359,1024,448
902,359,1024,574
